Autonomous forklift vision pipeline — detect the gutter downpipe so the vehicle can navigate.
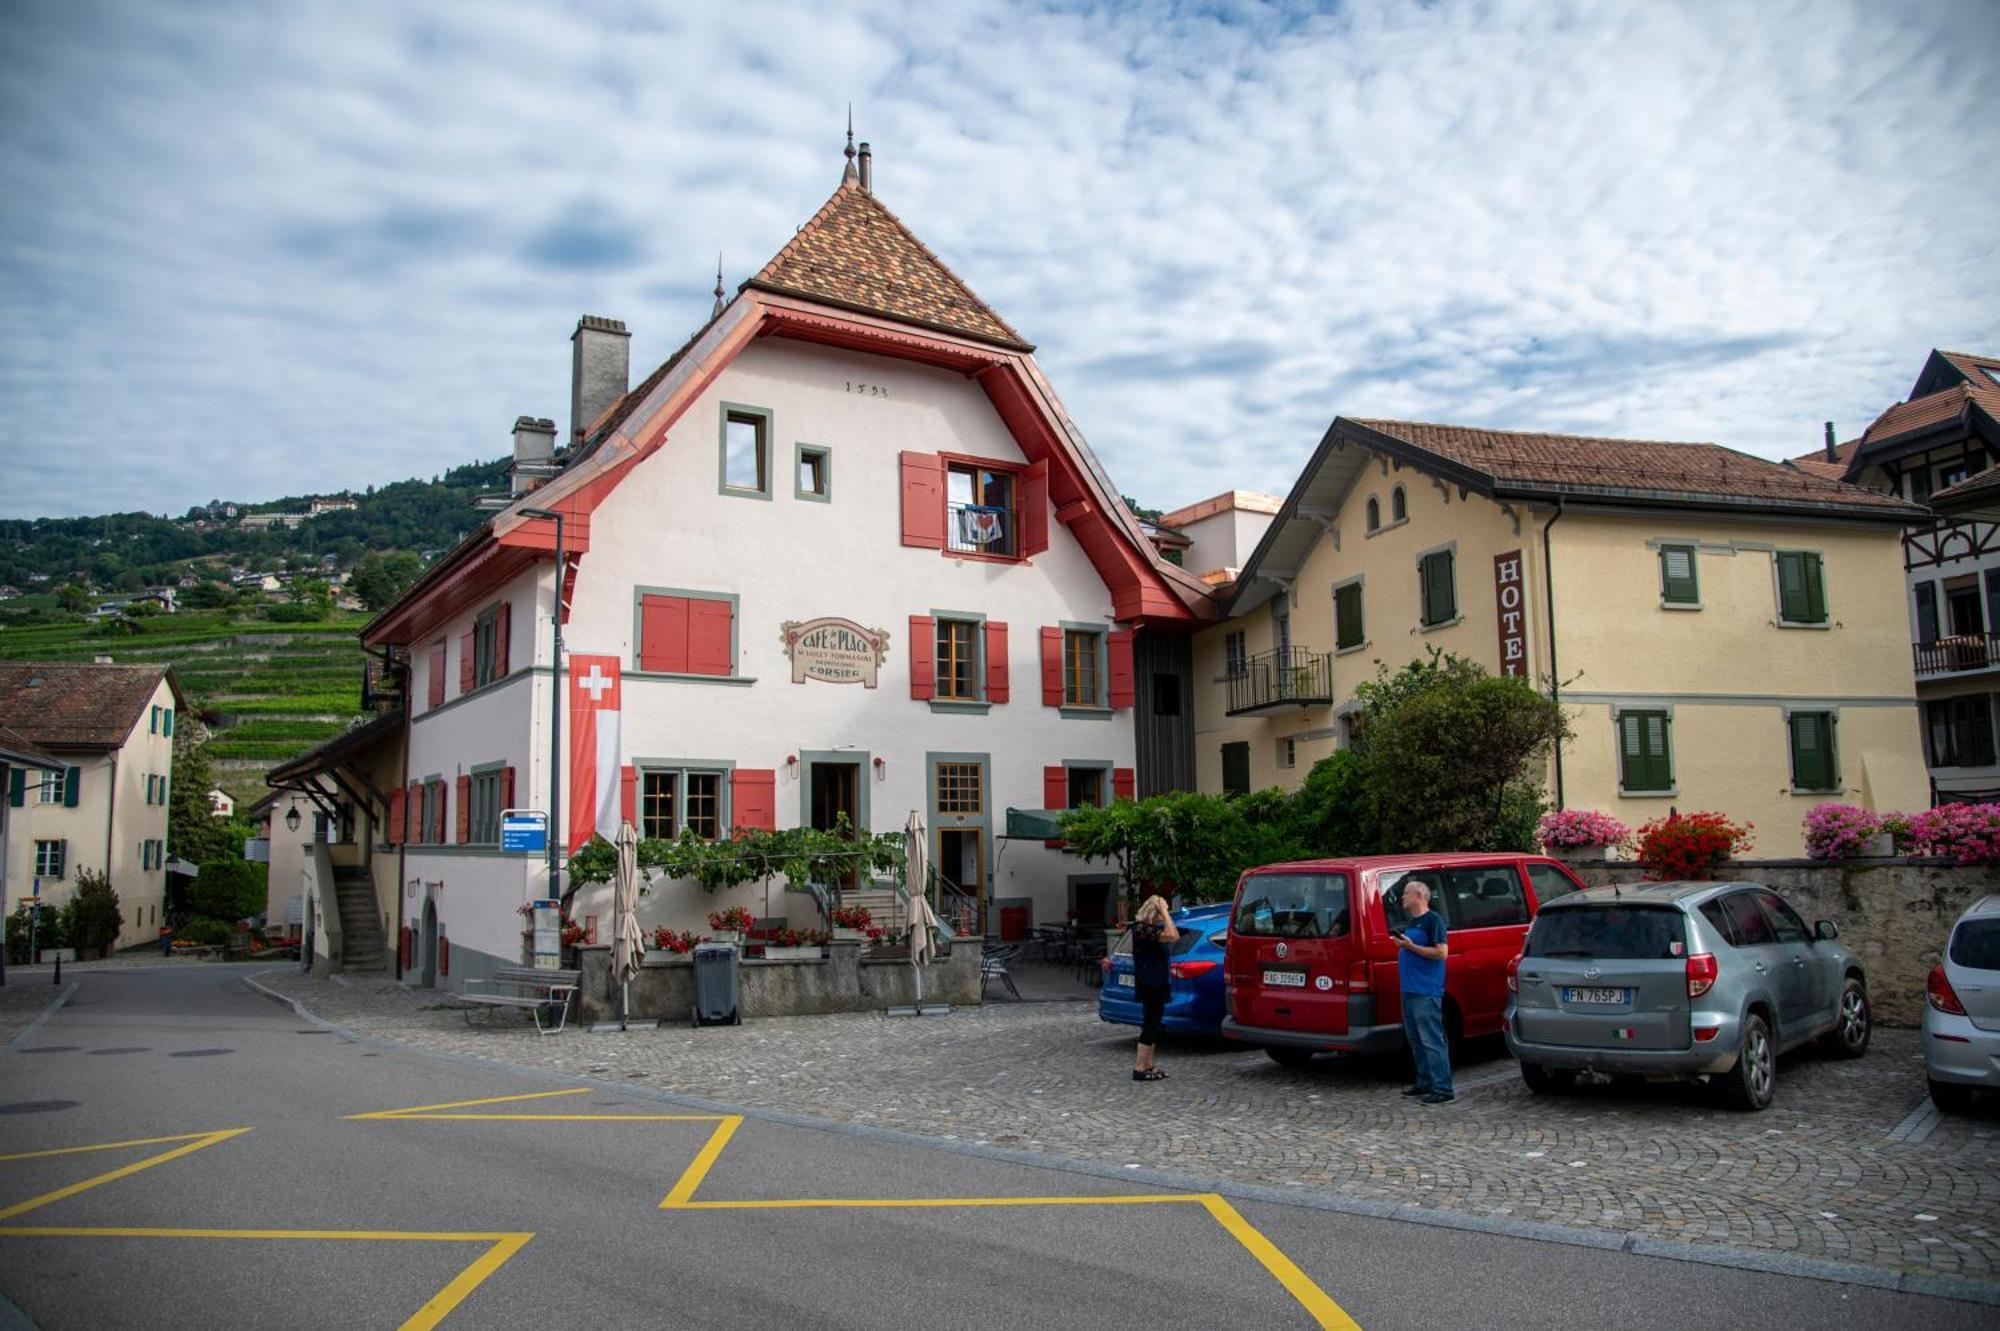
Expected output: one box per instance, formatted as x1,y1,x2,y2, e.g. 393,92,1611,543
1543,497,1566,810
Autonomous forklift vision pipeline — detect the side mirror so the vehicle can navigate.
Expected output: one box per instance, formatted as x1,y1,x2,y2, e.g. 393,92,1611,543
1814,920,1839,941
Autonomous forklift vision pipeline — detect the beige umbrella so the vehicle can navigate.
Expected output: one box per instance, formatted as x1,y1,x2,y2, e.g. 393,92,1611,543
890,810,946,1016
904,808,929,924
613,819,645,1029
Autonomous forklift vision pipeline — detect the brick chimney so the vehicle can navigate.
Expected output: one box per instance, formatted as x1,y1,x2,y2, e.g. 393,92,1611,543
570,315,630,448
510,417,556,498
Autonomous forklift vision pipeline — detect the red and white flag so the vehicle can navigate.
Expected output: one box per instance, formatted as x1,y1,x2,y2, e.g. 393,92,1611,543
567,653,622,852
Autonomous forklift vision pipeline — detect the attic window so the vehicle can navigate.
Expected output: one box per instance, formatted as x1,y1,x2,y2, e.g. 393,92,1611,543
1982,367,2000,387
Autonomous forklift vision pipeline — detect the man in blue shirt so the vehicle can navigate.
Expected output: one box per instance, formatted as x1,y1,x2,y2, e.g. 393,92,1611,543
1393,877,1453,1104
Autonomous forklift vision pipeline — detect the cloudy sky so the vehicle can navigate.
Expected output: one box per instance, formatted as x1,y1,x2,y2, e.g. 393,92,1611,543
2,0,1996,520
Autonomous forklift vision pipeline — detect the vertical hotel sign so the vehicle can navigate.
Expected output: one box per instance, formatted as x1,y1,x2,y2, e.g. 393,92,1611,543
1493,551,1527,677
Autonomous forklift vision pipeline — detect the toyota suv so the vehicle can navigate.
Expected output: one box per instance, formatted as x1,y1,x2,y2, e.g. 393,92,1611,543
1505,881,1870,1110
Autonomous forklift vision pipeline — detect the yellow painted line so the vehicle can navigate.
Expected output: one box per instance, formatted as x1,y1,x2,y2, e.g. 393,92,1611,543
396,1231,532,1331
0,1130,230,1164
373,1113,723,1122
672,1193,1205,1211
658,1115,742,1208
0,1129,249,1223
1200,1194,1361,1331
347,1088,593,1119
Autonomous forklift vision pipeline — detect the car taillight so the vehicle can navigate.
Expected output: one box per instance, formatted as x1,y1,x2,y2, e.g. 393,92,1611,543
1929,964,1967,1016
1099,957,1112,973
1686,952,1718,999
1170,960,1218,980
1348,959,1370,994
1506,953,1522,993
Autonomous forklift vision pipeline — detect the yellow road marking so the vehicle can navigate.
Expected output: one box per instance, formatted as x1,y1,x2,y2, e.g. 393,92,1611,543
373,1112,722,1122
659,1115,742,1208
1200,1194,1361,1331
0,1130,231,1164
671,1193,1204,1210
347,1088,594,1118
404,1231,534,1331
0,1128,249,1223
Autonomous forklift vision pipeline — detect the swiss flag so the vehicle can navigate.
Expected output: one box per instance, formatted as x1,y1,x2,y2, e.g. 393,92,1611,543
567,654,623,852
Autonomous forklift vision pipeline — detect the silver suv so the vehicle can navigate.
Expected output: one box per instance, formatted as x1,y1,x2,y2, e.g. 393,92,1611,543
1504,881,1870,1111
1923,893,2000,1113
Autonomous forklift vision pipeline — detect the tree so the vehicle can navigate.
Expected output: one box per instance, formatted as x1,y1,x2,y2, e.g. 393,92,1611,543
167,727,234,866
1060,790,1304,910
181,581,234,609
1281,749,1371,857
68,869,124,956
55,583,89,612
191,859,267,923
350,550,424,611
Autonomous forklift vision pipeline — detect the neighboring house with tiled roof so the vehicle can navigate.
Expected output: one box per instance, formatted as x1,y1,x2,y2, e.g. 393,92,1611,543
0,663,185,952
1187,416,1931,856
1156,491,1284,584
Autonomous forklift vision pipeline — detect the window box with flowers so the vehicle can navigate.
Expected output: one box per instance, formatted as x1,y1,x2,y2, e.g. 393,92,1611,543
706,905,755,947
645,928,709,965
1535,809,1632,863
830,905,873,940
762,927,830,960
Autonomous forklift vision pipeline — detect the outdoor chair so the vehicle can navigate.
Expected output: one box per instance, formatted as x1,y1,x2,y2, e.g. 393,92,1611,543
980,944,1022,1000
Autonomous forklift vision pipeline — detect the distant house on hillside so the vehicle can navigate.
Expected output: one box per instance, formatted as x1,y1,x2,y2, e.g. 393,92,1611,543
239,512,304,532
308,496,356,516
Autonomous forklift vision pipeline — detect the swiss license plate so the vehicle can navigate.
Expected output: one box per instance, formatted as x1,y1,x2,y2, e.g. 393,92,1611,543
1563,987,1630,1005
1264,970,1307,988
1115,974,1134,988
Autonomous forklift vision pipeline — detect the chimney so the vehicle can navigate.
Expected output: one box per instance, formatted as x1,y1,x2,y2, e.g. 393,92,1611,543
1823,421,1837,463
858,141,872,193
569,315,630,448
509,416,556,498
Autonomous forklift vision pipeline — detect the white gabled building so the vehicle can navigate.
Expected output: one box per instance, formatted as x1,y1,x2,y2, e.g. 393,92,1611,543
362,143,1212,989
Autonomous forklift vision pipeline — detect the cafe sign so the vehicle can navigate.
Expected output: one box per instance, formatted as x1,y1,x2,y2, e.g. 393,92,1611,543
781,617,890,688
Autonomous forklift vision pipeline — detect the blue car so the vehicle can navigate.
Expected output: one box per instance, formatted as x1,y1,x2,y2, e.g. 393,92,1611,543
1098,902,1232,1035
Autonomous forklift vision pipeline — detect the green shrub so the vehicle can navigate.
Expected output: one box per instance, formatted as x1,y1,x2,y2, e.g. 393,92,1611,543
192,859,267,922
6,900,69,963
68,869,123,956
176,917,232,946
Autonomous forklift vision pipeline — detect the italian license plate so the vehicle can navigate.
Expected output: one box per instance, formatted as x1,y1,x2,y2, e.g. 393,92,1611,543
1264,970,1307,988
1115,974,1134,988
1563,987,1630,1005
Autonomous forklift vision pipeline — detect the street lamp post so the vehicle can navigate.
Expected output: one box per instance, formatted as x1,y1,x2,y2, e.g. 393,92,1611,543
518,508,566,908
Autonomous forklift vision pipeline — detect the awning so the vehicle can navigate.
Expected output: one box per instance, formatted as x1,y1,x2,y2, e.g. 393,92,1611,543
1004,807,1066,840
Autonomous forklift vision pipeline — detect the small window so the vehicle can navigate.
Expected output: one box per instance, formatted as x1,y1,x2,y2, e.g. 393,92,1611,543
1063,629,1102,707
1775,550,1827,625
1391,486,1407,522
947,463,1018,556
1334,580,1364,650
641,771,679,840
35,839,65,879
935,618,981,701
1277,737,1297,770
796,445,831,501
721,408,769,496
1365,497,1381,532
473,606,501,688
426,779,446,844
1151,672,1181,716
683,772,721,839
1659,544,1699,606
37,770,66,804
1418,548,1456,627
1223,631,1246,679
936,762,984,815
1066,766,1105,809
1221,741,1250,797
1788,711,1839,791
470,769,503,843
1618,710,1673,792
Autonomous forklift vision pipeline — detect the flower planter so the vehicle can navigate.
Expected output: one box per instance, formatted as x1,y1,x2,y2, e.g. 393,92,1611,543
833,928,867,942
1859,832,1895,858
1555,845,1611,863
710,930,744,948
642,950,693,967
763,945,822,961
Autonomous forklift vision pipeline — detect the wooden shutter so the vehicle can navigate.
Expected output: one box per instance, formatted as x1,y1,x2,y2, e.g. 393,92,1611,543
1335,582,1362,649
732,769,777,833
1112,768,1136,801
493,603,510,677
1659,545,1698,604
908,615,936,700
1107,630,1135,709
1778,552,1825,624
501,766,516,813
1040,628,1064,706
1802,552,1826,624
387,786,406,844
459,631,476,694
7,770,23,807
1020,459,1050,557
899,451,946,549
455,775,472,843
407,783,423,843
63,766,80,808
620,765,637,828
984,621,1010,703
1620,712,1671,791
428,642,446,708
640,595,690,673
1043,766,1069,810
1790,713,1836,789
1422,551,1455,625
687,599,733,676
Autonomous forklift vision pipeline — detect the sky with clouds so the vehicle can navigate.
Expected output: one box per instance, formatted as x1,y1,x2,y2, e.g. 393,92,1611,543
2,0,1996,520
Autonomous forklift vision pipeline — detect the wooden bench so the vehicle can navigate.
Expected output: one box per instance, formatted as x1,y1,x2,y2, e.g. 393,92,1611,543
455,966,581,1034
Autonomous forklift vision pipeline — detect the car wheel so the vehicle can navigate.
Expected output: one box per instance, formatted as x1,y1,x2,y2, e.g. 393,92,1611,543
1520,1062,1576,1095
1822,978,1870,1059
1720,1013,1776,1111
1929,1078,1976,1114
1265,1047,1315,1068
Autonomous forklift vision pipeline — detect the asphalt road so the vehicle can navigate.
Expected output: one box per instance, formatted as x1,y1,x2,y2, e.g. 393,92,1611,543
0,967,1991,1331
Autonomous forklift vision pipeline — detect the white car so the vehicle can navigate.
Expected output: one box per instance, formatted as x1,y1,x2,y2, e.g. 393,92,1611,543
1924,893,2000,1113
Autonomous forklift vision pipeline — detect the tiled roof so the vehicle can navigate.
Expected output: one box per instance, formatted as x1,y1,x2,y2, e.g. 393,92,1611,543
1786,437,1860,481
1346,419,1924,516
745,182,1029,351
1860,384,1986,447
1938,350,2000,390
1159,490,1285,528
1931,465,2000,510
0,721,58,768
0,663,175,750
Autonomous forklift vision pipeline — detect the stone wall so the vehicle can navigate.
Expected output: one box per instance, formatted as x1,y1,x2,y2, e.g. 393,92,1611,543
1567,858,1997,1028
576,939,980,1024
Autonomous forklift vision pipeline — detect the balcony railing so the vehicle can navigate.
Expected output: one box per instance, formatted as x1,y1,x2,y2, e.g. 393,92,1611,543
1914,634,2000,676
947,503,1016,556
1226,647,1334,715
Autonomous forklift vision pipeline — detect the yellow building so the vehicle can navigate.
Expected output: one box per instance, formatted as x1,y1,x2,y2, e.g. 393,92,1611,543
1192,418,1934,857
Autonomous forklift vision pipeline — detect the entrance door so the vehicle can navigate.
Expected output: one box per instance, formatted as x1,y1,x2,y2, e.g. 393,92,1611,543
809,762,861,889
937,828,985,933
420,899,438,988
1071,880,1114,929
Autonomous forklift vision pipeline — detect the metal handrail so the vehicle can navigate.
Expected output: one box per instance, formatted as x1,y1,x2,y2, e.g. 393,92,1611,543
1225,646,1334,714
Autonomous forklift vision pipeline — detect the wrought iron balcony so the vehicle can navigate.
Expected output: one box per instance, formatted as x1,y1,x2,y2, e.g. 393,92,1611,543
1914,633,2000,677
1225,647,1335,715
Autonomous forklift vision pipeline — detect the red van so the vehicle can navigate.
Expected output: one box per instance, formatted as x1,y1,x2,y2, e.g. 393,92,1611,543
1221,853,1585,1065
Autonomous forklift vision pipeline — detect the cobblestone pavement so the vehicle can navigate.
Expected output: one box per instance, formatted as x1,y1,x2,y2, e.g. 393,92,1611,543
258,969,2000,1286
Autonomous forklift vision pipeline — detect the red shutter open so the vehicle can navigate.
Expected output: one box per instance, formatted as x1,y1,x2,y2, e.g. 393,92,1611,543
984,621,1010,703
1040,627,1064,706
899,451,946,549
494,602,510,677
620,764,637,829
1108,629,1135,709
1113,768,1136,801
455,775,472,843
640,595,689,673
459,631,475,694
427,642,445,709
407,783,422,844
732,769,777,833
909,614,936,700
387,787,406,845
1042,765,1068,848
687,599,733,676
501,766,516,813
1021,460,1050,557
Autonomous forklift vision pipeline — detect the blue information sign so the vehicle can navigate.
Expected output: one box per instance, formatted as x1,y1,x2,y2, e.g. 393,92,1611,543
500,809,548,854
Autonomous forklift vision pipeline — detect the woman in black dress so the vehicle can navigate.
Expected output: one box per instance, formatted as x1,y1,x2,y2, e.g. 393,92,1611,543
1130,894,1180,1081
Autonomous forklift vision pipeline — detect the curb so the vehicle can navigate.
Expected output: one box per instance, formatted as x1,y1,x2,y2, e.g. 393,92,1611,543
240,971,2000,1309
5,982,78,1051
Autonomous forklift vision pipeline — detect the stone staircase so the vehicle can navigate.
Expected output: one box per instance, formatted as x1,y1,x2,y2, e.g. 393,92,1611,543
332,867,386,972
842,886,907,937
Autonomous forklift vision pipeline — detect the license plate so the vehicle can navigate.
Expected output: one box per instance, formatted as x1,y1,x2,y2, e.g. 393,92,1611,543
1264,970,1307,988
1563,987,1630,1005
1115,974,1134,988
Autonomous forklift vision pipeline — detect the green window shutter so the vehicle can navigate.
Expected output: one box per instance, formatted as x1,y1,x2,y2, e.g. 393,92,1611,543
1421,552,1456,625
1777,551,1825,624
1620,711,1671,791
1335,583,1363,649
164,709,174,737
1659,545,1698,604
63,766,80,808
7,770,22,807
1790,712,1837,789
1802,552,1826,624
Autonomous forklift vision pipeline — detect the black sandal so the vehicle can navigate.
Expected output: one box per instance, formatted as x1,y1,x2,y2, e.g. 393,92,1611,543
1132,1068,1168,1081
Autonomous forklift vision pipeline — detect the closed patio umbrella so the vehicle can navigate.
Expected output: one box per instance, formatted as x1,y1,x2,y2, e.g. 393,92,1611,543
613,819,645,1030
889,810,947,1016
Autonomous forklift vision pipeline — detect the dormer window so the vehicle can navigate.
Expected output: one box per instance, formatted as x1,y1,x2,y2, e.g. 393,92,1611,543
947,462,1018,556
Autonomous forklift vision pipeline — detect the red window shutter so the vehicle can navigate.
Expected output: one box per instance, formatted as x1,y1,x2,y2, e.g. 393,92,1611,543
984,621,1010,703
1040,627,1064,706
494,603,510,677
909,614,936,700
387,787,406,845
899,451,946,549
459,631,475,694
1113,768,1136,801
407,783,423,843
640,595,690,673
1020,460,1050,557
732,769,777,833
1108,629,1136,709
688,599,733,677
455,775,471,843
620,764,637,828
1043,766,1069,809
428,643,445,709
501,766,516,812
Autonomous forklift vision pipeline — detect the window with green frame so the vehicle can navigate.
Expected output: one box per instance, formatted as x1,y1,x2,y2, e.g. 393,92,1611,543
640,767,724,840
1419,549,1456,626
1617,710,1673,792
1659,544,1699,605
1787,711,1839,791
936,617,981,701
1334,581,1364,649
1775,550,1827,624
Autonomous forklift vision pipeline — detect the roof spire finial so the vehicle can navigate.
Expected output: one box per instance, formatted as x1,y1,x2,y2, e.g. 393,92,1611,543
712,253,724,318
842,104,859,185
